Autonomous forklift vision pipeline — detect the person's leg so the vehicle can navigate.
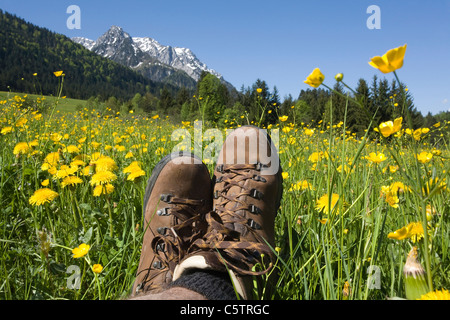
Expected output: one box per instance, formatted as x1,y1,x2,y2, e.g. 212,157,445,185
130,126,283,300
172,126,283,300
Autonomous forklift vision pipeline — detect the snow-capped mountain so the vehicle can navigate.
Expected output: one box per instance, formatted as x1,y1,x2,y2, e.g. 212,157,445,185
131,36,223,81
72,37,95,51
72,26,230,89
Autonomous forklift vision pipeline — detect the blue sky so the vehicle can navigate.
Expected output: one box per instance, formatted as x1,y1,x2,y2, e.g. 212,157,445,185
2,0,450,115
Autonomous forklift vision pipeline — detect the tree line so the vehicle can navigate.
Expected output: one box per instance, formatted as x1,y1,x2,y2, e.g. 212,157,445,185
115,71,448,137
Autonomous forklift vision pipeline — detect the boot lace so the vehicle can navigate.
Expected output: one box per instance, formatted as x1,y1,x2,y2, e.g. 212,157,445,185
191,163,275,276
135,195,206,293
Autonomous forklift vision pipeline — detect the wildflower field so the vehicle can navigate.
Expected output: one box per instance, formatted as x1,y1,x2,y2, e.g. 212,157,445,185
1,46,449,300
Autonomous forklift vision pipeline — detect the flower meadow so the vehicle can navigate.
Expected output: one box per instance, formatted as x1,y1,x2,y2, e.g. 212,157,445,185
1,46,449,300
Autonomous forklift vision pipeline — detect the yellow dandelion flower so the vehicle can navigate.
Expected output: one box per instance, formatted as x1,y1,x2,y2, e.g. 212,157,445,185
380,182,407,208
279,115,288,122
29,188,59,206
13,142,33,155
387,222,424,242
15,118,28,127
115,145,126,152
365,152,387,164
369,44,407,74
416,151,433,164
308,151,325,163
123,161,141,174
123,161,146,181
304,68,325,88
93,183,114,197
41,179,49,187
125,151,134,159
42,152,60,170
390,181,409,194
282,172,289,180
91,155,118,172
387,226,409,240
50,133,62,142
61,176,83,188
127,169,146,181
378,117,403,137
1,126,13,135
304,128,314,136
91,141,102,149
72,243,90,258
315,193,340,215
54,165,78,179
409,222,424,243
418,289,450,300
90,171,117,186
92,264,103,274
389,165,399,173
82,166,92,176
48,166,57,175
413,128,422,141
64,145,80,154
385,192,400,208
70,159,86,167
287,137,296,144
53,71,63,77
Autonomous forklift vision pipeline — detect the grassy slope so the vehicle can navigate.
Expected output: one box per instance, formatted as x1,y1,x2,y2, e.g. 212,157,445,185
0,91,86,113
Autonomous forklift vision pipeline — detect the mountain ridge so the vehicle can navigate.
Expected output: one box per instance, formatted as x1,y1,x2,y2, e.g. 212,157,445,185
72,26,233,90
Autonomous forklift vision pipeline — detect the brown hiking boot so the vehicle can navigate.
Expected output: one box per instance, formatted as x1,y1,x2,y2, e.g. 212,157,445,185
173,126,283,299
131,152,213,297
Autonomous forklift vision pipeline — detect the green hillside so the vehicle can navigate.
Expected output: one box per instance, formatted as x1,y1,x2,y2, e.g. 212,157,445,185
0,91,87,113
0,9,179,102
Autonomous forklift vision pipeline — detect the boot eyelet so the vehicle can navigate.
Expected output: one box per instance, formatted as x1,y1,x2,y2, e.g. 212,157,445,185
160,194,173,203
152,260,163,269
252,175,266,182
250,188,264,200
157,207,170,216
157,227,167,235
248,219,262,230
249,204,262,214
155,243,166,253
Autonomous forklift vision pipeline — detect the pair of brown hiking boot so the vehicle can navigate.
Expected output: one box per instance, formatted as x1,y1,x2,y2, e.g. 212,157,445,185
131,125,283,300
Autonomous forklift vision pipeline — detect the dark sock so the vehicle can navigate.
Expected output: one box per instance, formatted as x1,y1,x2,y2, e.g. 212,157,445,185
169,270,239,300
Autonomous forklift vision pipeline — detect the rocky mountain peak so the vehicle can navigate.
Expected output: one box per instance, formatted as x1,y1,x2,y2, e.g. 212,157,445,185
72,26,233,90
